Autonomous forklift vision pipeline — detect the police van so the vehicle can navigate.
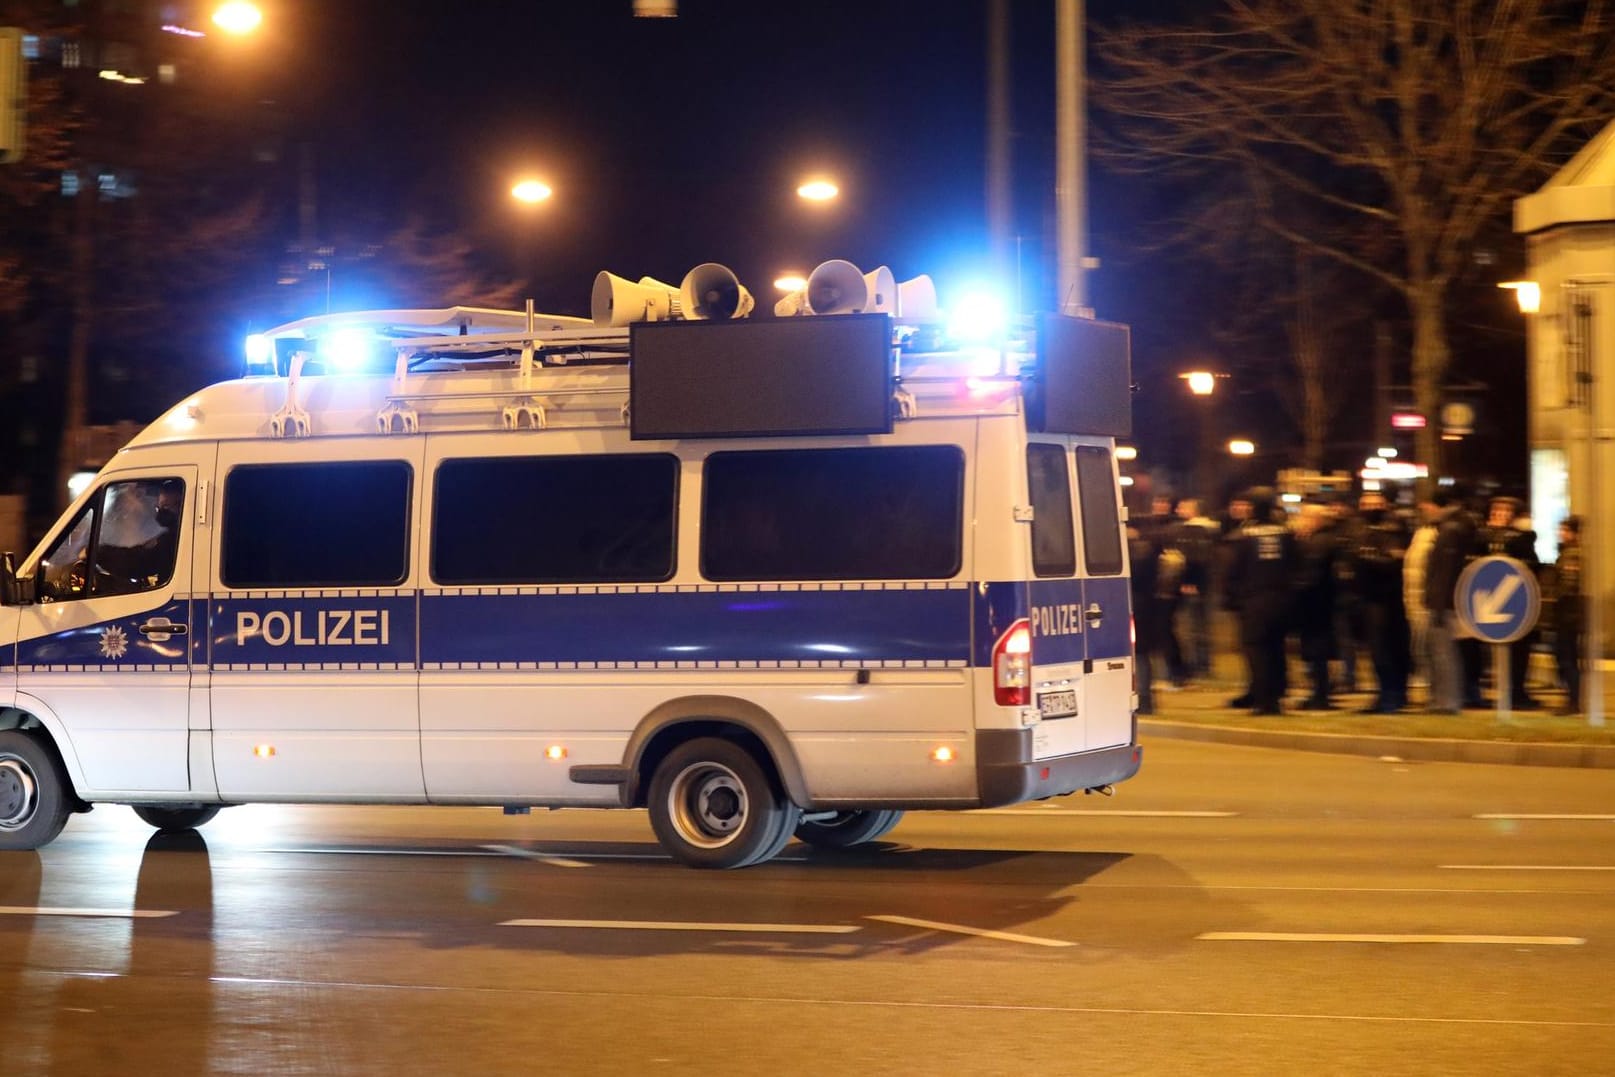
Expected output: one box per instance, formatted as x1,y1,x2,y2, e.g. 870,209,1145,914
0,260,1141,868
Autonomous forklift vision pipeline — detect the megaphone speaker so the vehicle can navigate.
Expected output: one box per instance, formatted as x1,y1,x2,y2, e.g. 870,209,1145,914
591,271,681,328
861,265,897,313
804,259,869,315
896,274,939,320
680,263,755,320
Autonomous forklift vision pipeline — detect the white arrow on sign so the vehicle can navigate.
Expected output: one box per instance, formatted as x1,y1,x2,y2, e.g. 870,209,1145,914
1473,575,1521,624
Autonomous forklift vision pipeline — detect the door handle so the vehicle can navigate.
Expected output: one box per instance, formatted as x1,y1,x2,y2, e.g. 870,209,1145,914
138,619,188,637
1084,602,1103,626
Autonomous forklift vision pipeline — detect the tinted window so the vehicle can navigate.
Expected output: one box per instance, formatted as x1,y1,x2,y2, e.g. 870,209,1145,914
1075,446,1124,576
702,445,963,581
1027,444,1076,577
432,454,677,584
222,461,411,587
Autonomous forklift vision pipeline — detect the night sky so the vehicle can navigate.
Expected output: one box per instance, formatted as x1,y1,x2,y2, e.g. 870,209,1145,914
278,0,1123,320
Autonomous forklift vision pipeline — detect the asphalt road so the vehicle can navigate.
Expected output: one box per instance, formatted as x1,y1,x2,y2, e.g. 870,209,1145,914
1,737,1612,1076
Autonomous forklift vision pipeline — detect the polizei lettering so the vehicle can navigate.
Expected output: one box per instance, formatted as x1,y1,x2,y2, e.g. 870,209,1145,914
1031,603,1083,637
236,609,392,647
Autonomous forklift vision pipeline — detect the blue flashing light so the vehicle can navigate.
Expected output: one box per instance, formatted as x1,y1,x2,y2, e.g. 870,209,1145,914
318,327,378,372
244,333,272,370
948,291,1007,344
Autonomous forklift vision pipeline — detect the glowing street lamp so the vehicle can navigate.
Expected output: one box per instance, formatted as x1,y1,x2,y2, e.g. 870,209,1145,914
1180,370,1217,396
1498,280,1541,315
212,1,263,35
511,179,553,204
1228,439,1256,457
796,179,839,202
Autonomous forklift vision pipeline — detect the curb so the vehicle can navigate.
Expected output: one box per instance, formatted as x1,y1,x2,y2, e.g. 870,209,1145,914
1139,718,1615,769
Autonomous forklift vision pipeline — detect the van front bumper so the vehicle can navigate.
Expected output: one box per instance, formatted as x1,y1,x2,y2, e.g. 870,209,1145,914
975,731,1142,809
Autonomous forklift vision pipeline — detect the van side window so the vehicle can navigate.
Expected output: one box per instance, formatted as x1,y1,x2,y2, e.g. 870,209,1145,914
1027,444,1076,577
432,454,678,584
702,445,963,582
1074,446,1124,576
221,461,411,588
38,478,184,601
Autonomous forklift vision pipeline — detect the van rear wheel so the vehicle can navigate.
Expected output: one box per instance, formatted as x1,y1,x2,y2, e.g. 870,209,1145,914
795,809,904,849
0,731,72,851
131,805,222,832
648,737,799,869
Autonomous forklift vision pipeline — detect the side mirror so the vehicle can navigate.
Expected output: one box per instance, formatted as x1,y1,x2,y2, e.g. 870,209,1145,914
0,552,38,606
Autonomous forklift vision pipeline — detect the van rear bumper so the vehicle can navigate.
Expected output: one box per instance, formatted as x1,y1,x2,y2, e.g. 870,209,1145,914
975,731,1142,809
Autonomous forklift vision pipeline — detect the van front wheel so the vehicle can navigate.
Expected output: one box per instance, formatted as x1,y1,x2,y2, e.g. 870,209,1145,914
132,805,222,832
0,731,72,851
648,738,798,869
795,809,904,849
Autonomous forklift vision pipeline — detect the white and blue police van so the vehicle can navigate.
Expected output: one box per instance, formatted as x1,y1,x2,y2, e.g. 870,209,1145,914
0,260,1140,868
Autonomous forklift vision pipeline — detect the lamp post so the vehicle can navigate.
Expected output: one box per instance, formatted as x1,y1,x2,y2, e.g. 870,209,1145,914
1179,370,1224,502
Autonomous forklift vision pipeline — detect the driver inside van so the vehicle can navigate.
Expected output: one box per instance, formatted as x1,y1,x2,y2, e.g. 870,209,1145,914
94,479,182,595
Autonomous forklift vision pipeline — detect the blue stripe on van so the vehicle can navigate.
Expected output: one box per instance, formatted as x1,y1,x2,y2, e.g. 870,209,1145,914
12,581,1123,672
1083,575,1134,660
16,597,192,668
420,587,972,666
1028,578,1087,666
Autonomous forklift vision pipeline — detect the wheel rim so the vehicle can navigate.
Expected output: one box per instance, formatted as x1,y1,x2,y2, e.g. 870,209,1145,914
666,761,748,849
0,756,40,831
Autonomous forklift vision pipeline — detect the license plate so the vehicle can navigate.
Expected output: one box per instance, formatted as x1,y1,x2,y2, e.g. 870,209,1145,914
1037,689,1077,718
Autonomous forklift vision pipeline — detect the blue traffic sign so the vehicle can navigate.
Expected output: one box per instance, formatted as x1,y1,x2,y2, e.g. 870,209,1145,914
1454,556,1541,644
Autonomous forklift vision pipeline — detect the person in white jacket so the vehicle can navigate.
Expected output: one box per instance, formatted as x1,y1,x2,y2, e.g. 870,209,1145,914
1403,498,1440,693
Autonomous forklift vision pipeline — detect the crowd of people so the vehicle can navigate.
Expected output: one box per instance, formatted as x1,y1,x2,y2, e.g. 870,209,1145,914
1127,484,1586,718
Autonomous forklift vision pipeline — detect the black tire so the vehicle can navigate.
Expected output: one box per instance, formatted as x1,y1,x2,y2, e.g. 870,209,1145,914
131,805,222,832
647,737,798,869
794,809,905,849
0,730,73,851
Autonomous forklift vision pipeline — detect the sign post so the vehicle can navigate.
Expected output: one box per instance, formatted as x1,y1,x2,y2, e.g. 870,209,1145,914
1455,556,1542,718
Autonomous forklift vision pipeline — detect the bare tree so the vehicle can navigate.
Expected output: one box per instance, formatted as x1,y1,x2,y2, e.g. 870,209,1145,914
1092,0,1615,476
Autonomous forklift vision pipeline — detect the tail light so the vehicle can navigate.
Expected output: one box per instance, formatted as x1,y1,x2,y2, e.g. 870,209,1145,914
1130,614,1137,692
993,618,1032,707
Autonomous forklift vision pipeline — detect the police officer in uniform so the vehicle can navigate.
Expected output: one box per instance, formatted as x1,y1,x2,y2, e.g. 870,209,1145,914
1223,487,1297,714
1348,488,1411,712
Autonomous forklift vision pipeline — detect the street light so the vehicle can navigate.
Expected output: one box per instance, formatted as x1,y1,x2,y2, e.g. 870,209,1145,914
1228,439,1256,456
1498,280,1541,314
511,179,553,204
212,1,264,36
796,179,838,202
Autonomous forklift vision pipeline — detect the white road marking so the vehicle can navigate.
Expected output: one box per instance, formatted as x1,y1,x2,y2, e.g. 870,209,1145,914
868,914,1074,948
1474,813,1615,821
0,906,177,919
969,809,1237,817
500,918,860,934
482,844,591,868
267,847,508,857
268,846,809,864
193,975,1615,1028
1199,931,1584,946
1440,864,1615,872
